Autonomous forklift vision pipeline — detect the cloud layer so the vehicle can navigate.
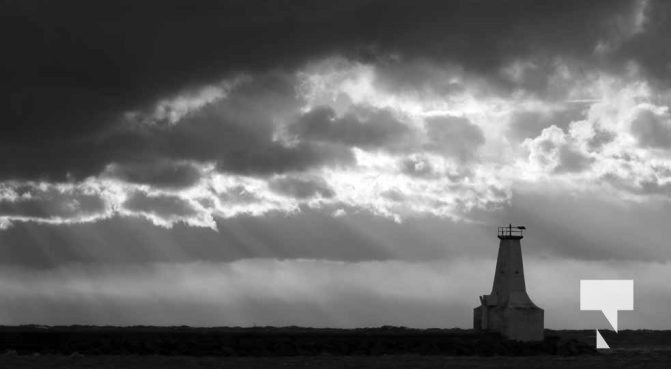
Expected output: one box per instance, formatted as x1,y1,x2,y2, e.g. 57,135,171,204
2,54,670,228
1,0,669,227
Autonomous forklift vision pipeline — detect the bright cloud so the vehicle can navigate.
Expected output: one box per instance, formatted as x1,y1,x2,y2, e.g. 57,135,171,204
2,54,671,229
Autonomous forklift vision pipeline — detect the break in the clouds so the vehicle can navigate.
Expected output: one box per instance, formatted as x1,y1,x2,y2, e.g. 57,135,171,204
1,0,671,327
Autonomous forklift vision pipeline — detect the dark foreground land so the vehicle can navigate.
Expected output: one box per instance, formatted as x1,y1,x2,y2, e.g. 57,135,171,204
3,353,671,369
0,326,669,368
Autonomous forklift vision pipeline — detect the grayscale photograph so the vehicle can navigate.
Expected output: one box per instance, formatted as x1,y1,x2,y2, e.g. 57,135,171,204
0,0,670,367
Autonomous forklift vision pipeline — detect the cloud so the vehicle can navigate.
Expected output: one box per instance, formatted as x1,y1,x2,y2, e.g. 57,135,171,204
399,155,436,178
0,0,669,230
615,0,671,87
511,78,671,201
2,57,667,227
0,69,353,181
0,182,110,226
507,107,587,142
123,192,198,217
0,0,656,181
0,56,668,229
630,105,671,148
290,106,411,149
126,78,245,127
103,161,203,189
122,191,216,229
131,73,356,176
423,116,485,160
4,184,671,266
555,146,595,173
215,142,355,176
269,176,335,199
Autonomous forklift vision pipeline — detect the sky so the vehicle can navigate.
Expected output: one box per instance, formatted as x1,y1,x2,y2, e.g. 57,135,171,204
1,0,670,329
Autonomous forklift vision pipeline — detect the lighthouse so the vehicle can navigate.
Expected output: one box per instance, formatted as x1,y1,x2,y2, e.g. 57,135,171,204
473,225,544,341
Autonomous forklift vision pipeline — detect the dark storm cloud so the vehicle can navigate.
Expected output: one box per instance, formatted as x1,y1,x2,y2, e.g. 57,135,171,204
371,60,469,98
269,176,335,199
123,192,197,218
0,0,652,181
360,1,655,99
214,141,354,175
34,72,353,179
424,116,485,160
105,161,202,189
616,0,671,88
290,106,410,148
124,72,354,176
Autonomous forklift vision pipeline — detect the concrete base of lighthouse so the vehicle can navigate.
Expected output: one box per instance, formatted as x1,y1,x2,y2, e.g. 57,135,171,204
474,302,544,341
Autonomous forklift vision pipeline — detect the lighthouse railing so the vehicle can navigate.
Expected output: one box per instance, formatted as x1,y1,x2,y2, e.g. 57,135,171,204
497,226,524,238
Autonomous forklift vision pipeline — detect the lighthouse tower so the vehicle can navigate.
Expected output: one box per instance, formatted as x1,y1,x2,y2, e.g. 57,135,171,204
473,225,544,341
